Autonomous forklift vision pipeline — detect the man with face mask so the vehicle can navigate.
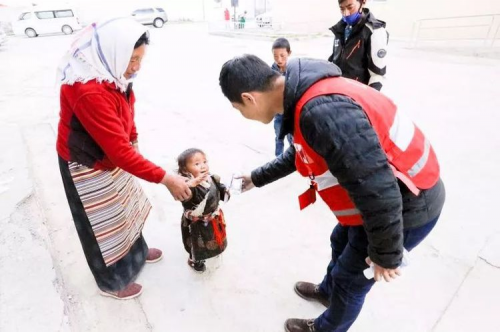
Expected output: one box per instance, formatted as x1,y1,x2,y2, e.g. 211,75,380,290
328,0,388,91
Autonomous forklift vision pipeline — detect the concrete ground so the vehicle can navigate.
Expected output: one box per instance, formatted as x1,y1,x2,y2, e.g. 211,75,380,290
0,23,499,332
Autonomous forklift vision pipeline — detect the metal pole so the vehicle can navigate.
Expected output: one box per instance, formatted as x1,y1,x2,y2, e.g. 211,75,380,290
492,20,500,47
202,0,206,21
484,15,495,47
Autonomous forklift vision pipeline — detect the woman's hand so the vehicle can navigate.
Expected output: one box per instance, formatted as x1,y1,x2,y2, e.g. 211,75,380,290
131,141,139,153
161,173,191,201
235,174,255,193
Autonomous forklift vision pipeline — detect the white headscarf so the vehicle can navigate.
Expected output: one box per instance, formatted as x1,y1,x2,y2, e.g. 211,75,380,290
56,17,148,92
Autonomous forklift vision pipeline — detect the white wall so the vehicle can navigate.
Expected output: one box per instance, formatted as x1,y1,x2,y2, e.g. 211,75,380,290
272,0,337,33
369,0,500,40
271,0,500,40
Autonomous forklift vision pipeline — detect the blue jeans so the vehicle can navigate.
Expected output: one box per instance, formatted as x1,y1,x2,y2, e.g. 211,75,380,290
274,114,293,156
316,216,440,332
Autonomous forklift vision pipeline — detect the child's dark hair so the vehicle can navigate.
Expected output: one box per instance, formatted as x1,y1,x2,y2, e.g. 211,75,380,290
134,31,150,49
219,54,280,103
272,37,291,53
177,148,205,176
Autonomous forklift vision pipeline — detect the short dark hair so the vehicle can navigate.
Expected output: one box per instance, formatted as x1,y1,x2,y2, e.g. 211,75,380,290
339,0,363,4
219,54,280,103
272,38,291,52
177,148,205,176
134,31,150,49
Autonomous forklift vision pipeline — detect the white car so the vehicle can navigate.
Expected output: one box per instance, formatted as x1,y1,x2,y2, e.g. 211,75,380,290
256,11,273,28
131,8,168,28
13,7,81,38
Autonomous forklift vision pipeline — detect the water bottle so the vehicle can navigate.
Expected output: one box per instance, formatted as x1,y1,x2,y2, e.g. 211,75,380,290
363,249,409,280
228,174,243,195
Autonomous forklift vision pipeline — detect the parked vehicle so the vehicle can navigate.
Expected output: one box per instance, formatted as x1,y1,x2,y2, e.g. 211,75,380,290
13,7,81,38
256,11,273,28
131,8,168,28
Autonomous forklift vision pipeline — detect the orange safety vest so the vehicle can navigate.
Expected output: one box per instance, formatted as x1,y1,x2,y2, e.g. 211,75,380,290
293,77,440,226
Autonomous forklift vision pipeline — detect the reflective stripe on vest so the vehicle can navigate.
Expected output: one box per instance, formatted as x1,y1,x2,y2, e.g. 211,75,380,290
389,109,415,151
316,183,364,225
408,138,431,177
315,169,339,190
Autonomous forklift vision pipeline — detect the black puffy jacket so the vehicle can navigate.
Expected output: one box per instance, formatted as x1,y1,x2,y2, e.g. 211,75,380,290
251,58,445,269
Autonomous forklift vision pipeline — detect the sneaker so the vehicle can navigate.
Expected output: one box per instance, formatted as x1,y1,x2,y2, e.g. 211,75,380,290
188,258,206,272
284,319,316,332
146,248,163,263
100,282,142,300
294,282,330,308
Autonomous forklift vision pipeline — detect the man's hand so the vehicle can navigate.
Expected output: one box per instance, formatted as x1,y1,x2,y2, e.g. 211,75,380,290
235,174,255,193
161,173,191,201
366,257,402,282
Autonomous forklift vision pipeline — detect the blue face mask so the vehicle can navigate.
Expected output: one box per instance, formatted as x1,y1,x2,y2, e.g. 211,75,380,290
342,11,361,26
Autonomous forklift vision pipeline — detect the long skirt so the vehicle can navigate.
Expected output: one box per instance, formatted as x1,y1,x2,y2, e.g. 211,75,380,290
58,156,151,292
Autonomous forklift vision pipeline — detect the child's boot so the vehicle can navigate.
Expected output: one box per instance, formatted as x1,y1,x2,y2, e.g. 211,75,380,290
188,258,206,272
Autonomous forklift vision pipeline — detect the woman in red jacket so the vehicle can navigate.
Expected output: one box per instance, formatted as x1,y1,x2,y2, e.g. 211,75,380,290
56,18,190,300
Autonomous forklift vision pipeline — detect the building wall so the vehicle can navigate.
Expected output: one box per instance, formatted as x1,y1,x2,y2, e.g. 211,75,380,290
272,0,337,33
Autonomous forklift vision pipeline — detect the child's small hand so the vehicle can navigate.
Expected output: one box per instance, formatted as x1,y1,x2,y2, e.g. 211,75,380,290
187,172,209,187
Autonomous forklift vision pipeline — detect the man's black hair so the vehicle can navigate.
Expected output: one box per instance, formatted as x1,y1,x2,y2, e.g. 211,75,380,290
272,37,291,52
219,54,280,103
134,31,150,49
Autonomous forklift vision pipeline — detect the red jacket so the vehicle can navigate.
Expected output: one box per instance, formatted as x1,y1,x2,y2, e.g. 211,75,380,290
57,80,166,183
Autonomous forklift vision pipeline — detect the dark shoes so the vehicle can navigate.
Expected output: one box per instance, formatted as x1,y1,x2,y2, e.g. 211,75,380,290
146,248,163,263
188,258,206,272
100,282,143,300
284,282,328,331
294,282,330,308
284,319,316,332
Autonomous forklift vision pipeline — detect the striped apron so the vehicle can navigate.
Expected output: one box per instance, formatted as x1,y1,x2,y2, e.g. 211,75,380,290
68,162,152,266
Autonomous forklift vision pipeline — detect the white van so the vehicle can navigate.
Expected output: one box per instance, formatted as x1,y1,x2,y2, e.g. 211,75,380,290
13,7,81,38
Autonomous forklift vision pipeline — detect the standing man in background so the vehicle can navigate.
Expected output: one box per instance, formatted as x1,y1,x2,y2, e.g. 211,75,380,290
328,0,388,91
